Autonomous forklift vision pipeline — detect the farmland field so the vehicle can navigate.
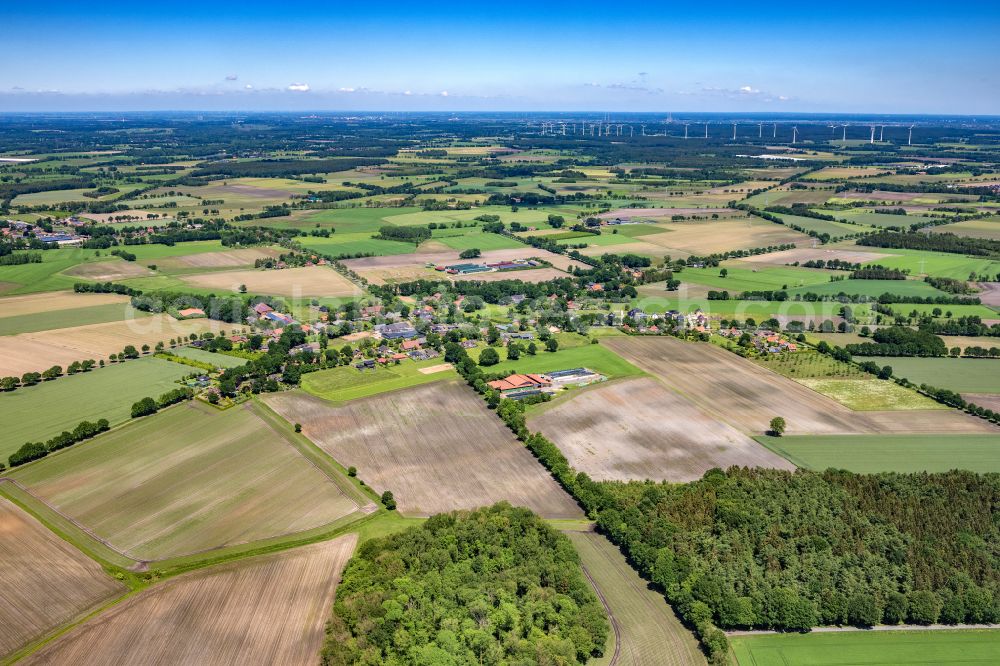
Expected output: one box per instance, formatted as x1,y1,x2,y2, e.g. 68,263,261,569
867,356,1000,393
63,259,154,281
797,378,944,410
263,382,583,518
11,402,361,560
0,497,125,660
0,314,222,377
604,336,995,435
21,535,357,665
180,265,361,297
567,531,704,666
469,341,644,379
301,357,455,403
729,629,1000,666
0,357,191,462
530,378,793,481
928,217,1000,240
758,433,1000,473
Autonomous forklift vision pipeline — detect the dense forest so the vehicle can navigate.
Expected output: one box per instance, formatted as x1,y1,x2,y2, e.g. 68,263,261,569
845,325,948,356
590,468,999,639
322,504,608,665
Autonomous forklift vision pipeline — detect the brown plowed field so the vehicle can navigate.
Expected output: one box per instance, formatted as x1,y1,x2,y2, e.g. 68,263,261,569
263,383,583,519
529,378,794,481
735,247,891,267
604,337,996,436
159,248,283,270
21,534,357,665
0,496,125,659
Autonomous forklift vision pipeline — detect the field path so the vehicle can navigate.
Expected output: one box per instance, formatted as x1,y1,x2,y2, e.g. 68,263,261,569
567,531,704,666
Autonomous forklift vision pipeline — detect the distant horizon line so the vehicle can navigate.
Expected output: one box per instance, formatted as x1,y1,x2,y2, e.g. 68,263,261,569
1,110,998,120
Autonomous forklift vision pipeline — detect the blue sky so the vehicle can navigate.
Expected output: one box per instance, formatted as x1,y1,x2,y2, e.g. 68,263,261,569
2,1,998,113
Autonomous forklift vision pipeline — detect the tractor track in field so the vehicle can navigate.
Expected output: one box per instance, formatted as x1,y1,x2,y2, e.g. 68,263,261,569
581,563,622,666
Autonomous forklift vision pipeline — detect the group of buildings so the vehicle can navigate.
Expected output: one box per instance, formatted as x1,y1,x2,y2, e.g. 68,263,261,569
486,367,606,400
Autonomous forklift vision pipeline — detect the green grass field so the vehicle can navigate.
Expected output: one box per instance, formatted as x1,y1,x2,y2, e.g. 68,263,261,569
301,357,455,403
0,358,191,462
889,303,1000,319
298,232,418,257
797,378,945,410
469,342,644,379
10,402,360,560
0,303,150,336
866,357,1000,393
772,213,860,237
861,248,1000,281
681,264,836,292
786,278,947,299
0,248,106,294
730,629,1000,666
170,346,248,368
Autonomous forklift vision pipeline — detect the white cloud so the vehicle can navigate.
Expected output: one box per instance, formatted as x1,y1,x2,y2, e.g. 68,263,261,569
287,82,310,92
403,90,412,96
338,87,356,93
245,84,253,90
439,90,449,97
225,74,238,81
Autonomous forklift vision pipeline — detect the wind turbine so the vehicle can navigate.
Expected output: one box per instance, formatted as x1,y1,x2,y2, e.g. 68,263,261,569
641,124,646,136
759,122,763,139
705,123,709,139
684,123,690,139
879,125,884,142
842,125,847,141
908,125,914,145
870,126,876,144
792,126,798,144
772,123,777,138
732,123,737,141
629,126,634,137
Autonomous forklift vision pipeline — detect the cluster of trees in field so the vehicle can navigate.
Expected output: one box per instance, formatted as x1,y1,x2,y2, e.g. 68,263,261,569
592,468,1000,635
130,291,247,323
797,258,861,270
860,231,1000,259
7,419,110,468
0,250,42,265
130,386,195,418
845,326,948,356
924,276,976,294
322,504,608,665
764,204,838,221
850,265,908,280
373,225,431,244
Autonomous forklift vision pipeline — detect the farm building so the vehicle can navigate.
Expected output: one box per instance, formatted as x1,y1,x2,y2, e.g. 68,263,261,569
546,368,606,389
443,263,493,275
375,322,419,340
252,303,274,315
264,311,294,325
488,373,552,394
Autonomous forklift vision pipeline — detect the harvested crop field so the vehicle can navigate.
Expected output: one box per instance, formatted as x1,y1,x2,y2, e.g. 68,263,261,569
529,378,793,481
580,218,807,258
604,337,997,436
735,247,891,267
156,247,283,270
0,497,125,660
964,393,1000,412
180,265,361,297
453,267,570,283
567,531,704,666
598,207,734,219
264,382,583,519
12,402,361,561
0,314,221,376
0,291,132,318
64,260,153,281
21,535,357,666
